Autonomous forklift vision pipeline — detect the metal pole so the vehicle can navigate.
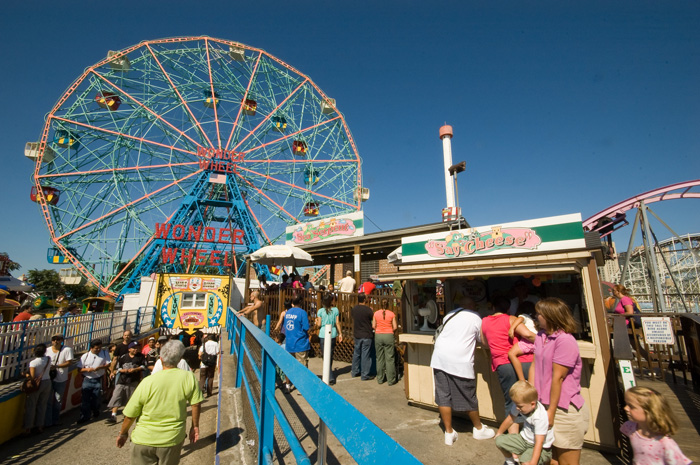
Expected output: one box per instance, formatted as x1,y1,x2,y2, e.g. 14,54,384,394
640,202,667,312
317,324,332,465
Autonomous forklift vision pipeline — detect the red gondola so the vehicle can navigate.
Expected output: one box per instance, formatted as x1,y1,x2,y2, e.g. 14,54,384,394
30,186,60,205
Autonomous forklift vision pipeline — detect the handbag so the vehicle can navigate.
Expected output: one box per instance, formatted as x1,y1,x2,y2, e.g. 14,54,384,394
21,357,49,394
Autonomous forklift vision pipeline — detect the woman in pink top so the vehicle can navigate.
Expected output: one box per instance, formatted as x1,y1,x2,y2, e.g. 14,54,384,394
372,298,397,386
529,297,589,465
481,296,535,433
612,284,636,325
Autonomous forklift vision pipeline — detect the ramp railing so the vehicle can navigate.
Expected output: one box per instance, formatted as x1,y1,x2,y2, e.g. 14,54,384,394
226,307,420,465
0,307,156,382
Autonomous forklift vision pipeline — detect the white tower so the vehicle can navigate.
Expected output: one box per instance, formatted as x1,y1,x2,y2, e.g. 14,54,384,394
440,124,455,209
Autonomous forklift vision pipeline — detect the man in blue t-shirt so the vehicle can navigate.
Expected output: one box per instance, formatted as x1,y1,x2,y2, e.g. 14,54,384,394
283,296,311,370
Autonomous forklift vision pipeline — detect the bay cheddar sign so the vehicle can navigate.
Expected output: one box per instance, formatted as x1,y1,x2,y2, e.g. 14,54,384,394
401,213,586,263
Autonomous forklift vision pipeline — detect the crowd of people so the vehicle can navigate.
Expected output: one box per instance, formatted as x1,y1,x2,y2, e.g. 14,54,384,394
19,327,219,464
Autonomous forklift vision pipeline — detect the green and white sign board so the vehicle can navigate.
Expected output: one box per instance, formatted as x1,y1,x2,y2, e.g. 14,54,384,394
401,213,586,264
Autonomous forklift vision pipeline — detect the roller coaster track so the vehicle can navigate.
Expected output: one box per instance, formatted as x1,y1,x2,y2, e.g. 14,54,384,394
583,180,700,232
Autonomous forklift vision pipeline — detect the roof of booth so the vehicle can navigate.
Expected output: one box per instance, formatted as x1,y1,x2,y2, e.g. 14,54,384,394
297,219,470,264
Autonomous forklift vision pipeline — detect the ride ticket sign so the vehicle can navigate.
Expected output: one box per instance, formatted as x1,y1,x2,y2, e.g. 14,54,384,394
401,213,586,263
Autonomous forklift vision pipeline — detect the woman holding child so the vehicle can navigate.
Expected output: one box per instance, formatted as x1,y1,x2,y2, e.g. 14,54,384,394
529,298,589,465
481,296,536,433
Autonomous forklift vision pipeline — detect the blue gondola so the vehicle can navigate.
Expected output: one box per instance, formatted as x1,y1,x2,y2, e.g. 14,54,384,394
47,247,77,264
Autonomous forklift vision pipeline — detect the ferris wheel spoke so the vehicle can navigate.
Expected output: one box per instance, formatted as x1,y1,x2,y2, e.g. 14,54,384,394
204,39,222,149
234,172,300,224
49,115,197,159
229,77,308,153
89,69,205,150
55,170,202,241
236,165,355,210
223,51,263,151
145,43,215,149
37,160,198,180
239,115,342,157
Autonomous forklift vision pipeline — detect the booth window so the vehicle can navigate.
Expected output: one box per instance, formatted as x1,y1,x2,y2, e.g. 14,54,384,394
182,293,207,309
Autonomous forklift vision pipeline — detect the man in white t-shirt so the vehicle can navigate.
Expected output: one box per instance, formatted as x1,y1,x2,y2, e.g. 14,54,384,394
338,271,356,293
430,296,495,446
77,339,110,424
45,334,74,427
199,334,220,397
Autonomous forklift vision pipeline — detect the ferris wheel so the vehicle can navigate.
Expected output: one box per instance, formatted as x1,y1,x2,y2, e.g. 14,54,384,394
27,36,363,297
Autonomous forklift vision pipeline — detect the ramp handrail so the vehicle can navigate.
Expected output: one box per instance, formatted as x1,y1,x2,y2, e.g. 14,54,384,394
0,307,156,383
226,307,421,465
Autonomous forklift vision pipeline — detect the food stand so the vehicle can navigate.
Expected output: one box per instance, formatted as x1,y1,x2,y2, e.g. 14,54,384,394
381,213,618,450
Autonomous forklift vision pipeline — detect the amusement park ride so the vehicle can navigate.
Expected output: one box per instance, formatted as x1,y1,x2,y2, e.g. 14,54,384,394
583,180,700,311
25,37,366,307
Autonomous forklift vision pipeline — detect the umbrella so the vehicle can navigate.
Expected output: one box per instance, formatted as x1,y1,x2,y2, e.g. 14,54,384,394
249,245,313,267
0,276,34,292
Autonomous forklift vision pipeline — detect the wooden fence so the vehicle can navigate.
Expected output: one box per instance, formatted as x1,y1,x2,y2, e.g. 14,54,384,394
257,288,403,363
608,312,693,385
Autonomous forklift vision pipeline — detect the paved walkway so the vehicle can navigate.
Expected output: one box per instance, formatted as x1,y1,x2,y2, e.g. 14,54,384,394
217,337,623,465
0,380,218,465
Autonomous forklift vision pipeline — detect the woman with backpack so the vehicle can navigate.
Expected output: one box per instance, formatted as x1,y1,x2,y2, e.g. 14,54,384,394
199,334,220,397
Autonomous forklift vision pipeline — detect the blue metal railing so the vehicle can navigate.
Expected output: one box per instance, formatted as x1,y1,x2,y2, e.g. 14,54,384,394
0,307,156,382
226,308,421,465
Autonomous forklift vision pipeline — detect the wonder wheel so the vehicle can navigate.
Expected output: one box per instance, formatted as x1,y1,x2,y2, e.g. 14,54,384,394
27,36,362,297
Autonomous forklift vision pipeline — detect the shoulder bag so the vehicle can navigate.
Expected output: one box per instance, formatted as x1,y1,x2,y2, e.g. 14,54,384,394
432,309,466,344
21,356,49,394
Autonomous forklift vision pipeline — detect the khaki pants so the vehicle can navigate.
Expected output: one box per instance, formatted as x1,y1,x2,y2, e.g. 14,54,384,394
131,441,184,465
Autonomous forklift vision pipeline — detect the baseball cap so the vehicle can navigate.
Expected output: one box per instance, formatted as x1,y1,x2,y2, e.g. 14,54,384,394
148,336,155,341
128,341,139,349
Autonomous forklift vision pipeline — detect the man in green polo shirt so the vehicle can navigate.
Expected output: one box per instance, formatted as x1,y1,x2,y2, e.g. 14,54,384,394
117,340,203,464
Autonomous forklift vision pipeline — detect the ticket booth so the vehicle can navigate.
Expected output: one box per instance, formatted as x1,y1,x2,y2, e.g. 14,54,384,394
382,213,619,451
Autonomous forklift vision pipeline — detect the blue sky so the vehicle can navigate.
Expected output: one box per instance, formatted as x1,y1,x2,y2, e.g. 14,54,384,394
1,0,699,276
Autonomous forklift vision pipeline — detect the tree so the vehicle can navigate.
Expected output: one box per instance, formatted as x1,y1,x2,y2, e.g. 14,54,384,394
0,253,21,276
65,283,98,301
27,269,64,295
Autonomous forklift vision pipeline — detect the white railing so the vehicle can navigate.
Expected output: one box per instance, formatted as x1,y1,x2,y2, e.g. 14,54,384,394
0,307,156,383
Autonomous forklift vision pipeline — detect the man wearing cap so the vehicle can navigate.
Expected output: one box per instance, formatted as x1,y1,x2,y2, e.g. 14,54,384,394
45,334,74,427
107,341,145,424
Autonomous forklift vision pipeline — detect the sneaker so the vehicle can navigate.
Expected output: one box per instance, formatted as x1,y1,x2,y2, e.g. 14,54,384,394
444,430,458,446
472,425,495,440
107,414,117,424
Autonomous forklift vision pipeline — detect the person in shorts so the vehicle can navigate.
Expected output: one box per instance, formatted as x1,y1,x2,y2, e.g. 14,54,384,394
430,296,495,445
495,381,554,465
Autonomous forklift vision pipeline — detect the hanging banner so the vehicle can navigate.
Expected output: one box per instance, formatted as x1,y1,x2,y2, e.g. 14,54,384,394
285,211,364,246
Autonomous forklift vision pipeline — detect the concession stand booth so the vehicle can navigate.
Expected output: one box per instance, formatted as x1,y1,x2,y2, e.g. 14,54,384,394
380,213,619,451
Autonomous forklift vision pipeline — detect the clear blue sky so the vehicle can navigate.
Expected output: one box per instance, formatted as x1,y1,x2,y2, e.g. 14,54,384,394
2,0,699,275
